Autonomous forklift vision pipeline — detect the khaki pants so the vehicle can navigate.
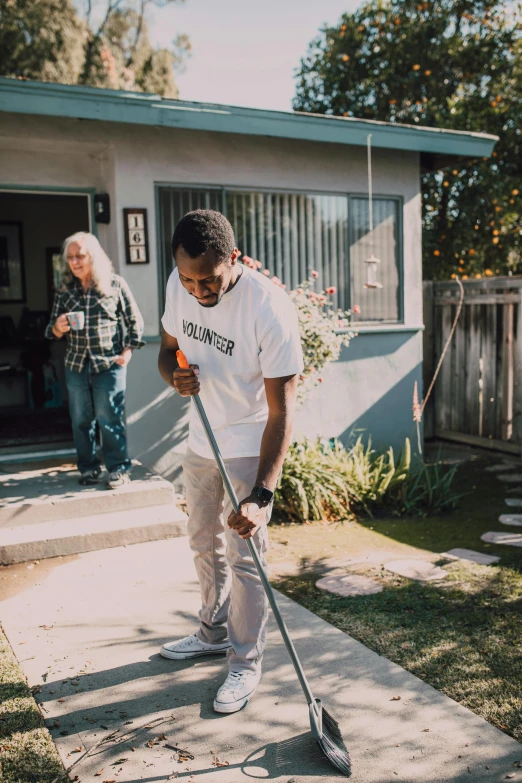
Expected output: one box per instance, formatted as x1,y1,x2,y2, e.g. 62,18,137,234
182,447,270,673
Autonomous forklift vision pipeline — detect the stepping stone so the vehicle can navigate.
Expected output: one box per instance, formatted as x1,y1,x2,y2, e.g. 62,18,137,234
499,514,522,527
496,474,522,482
481,531,522,547
315,574,383,597
383,559,447,582
485,463,515,473
441,548,500,565
505,498,522,507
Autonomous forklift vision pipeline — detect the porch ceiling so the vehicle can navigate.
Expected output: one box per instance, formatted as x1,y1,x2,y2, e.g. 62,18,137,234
0,77,498,159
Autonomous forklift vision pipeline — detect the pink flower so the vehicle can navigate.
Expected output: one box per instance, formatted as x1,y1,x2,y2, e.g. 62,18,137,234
242,255,254,265
255,260,262,269
318,377,323,383
326,286,337,295
352,304,361,314
280,283,287,289
311,270,319,279
297,288,304,294
299,375,305,381
262,269,270,276
271,275,282,285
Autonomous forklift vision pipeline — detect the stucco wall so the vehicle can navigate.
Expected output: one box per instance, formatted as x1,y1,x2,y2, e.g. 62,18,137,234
0,113,423,478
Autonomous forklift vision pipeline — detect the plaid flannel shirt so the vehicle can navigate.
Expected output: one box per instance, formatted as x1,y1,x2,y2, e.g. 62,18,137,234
45,274,145,373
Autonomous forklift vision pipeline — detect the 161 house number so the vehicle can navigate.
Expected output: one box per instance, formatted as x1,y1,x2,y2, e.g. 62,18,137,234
124,208,149,264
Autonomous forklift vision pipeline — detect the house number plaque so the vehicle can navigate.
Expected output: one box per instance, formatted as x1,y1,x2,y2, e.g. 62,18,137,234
124,208,149,265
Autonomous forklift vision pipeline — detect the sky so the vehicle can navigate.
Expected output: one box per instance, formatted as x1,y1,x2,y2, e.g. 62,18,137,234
149,0,362,111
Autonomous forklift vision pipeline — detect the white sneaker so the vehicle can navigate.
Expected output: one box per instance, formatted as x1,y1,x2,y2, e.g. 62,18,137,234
213,670,261,714
160,633,232,660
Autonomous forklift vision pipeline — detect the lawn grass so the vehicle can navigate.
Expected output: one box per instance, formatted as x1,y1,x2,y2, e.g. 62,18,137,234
0,623,66,783
269,452,522,742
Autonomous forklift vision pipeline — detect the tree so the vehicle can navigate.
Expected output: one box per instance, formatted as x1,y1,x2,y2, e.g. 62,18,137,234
0,0,85,84
294,0,522,280
0,0,190,99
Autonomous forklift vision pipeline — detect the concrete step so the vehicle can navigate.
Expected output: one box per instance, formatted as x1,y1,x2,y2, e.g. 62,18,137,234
0,503,187,564
0,461,174,527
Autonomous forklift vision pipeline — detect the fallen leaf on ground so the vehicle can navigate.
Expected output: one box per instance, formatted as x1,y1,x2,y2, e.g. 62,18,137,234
111,759,128,765
165,744,194,759
131,747,136,752
72,746,83,753
506,775,515,779
146,741,156,748
94,770,104,777
422,728,430,732
40,625,53,630
212,758,230,767
514,761,522,767
58,698,66,703
158,734,167,740
390,695,401,701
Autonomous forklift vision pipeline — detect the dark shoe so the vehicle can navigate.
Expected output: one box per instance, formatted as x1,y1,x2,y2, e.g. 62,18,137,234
107,470,131,489
79,468,101,486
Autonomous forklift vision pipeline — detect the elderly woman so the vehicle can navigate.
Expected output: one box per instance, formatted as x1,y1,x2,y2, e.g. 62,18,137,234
45,232,144,489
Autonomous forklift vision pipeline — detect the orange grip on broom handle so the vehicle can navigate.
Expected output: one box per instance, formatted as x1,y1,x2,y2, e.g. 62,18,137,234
176,349,190,369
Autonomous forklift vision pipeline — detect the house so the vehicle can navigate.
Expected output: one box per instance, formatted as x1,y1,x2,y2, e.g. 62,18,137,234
0,78,497,483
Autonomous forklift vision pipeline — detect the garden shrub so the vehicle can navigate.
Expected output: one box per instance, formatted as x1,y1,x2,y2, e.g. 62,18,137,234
274,436,460,523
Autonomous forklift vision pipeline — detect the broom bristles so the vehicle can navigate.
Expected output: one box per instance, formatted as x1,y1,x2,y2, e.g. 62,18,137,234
317,707,352,777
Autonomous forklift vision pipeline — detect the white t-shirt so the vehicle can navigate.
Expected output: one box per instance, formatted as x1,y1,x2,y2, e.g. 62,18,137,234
162,265,304,459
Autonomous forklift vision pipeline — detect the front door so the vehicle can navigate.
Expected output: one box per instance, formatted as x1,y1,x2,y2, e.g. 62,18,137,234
0,191,91,452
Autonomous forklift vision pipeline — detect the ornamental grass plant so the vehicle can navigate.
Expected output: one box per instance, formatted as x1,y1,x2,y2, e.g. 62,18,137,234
274,436,461,523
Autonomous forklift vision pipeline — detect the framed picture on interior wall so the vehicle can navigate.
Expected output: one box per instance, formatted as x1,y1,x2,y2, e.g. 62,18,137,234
123,208,149,264
0,221,25,303
46,246,64,309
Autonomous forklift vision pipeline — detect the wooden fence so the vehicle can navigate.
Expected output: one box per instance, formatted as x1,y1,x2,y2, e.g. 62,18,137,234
423,277,522,455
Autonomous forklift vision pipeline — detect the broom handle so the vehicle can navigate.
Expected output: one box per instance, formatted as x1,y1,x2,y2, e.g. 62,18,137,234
186,385,316,708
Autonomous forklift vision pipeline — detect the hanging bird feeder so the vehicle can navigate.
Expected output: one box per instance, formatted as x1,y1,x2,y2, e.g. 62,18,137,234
364,133,383,289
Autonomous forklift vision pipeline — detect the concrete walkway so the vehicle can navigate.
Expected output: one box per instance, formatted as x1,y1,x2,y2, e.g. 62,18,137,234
1,537,520,783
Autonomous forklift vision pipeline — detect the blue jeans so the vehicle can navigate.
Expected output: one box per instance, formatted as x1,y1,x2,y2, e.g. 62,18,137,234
65,362,131,474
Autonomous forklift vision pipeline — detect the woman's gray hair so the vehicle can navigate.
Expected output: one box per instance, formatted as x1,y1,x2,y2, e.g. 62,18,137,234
61,232,114,296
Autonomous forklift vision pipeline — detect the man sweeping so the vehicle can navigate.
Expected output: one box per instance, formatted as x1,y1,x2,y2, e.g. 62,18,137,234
158,210,303,714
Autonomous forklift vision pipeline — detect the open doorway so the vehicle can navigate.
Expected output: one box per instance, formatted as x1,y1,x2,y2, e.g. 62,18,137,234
0,190,91,452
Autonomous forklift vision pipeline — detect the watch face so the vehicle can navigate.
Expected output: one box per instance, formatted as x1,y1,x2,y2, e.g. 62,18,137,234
255,486,273,503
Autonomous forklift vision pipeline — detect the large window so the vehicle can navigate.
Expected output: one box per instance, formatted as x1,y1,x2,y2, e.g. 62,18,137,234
157,185,402,323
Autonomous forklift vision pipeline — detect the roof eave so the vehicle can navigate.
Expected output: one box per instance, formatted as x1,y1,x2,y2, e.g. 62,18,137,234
0,78,499,159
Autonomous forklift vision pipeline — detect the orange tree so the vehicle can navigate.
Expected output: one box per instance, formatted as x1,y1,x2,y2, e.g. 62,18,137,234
294,0,521,279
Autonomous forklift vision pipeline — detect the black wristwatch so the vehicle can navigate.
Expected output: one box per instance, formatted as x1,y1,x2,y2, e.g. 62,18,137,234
252,485,274,506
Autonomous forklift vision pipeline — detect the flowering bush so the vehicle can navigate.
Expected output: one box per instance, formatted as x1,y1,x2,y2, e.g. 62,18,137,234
242,256,358,402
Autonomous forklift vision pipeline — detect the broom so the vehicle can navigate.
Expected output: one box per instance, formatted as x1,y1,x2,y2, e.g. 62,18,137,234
176,350,351,777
